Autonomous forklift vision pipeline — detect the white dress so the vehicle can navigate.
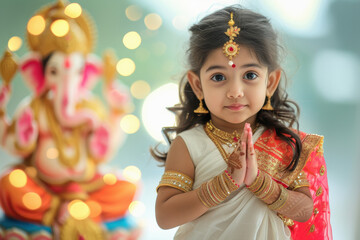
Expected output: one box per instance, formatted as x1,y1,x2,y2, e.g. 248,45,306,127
174,125,291,240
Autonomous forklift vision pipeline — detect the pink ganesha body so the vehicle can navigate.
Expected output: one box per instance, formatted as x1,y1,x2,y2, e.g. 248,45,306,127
0,51,141,240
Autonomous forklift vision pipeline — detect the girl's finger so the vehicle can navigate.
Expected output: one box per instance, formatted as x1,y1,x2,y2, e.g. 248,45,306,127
247,127,255,157
241,123,249,147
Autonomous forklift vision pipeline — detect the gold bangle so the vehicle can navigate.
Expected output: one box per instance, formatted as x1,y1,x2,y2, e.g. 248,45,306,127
254,173,270,196
268,185,289,211
197,186,212,208
261,179,276,201
197,171,239,208
256,174,273,199
156,170,193,192
247,171,265,193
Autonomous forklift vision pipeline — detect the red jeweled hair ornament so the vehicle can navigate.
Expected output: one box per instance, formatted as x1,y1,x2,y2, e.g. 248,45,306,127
223,12,240,68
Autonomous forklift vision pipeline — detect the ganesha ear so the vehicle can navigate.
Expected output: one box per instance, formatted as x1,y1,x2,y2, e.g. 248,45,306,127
80,54,102,91
19,52,46,96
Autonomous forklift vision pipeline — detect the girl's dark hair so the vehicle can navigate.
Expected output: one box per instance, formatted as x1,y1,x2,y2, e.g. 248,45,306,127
151,5,302,171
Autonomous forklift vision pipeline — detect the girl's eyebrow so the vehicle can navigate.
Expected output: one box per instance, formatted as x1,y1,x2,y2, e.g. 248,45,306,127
205,63,263,72
240,63,262,69
205,65,227,72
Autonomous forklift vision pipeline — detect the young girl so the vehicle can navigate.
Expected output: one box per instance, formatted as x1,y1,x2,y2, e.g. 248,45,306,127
153,6,332,240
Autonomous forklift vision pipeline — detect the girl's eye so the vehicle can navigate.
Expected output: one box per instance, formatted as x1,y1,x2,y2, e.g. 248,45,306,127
211,74,226,82
244,72,258,80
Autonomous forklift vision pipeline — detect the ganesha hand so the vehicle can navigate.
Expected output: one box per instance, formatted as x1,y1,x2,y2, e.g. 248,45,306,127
89,124,110,161
0,85,11,111
15,107,38,149
103,81,131,114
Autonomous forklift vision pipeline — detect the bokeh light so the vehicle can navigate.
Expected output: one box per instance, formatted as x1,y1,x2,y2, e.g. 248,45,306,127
22,192,42,210
120,114,140,134
46,147,59,159
123,31,141,50
64,3,82,18
116,58,136,76
9,169,27,188
142,83,179,142
123,166,142,183
27,15,46,35
7,36,22,52
50,19,70,37
125,5,143,21
68,200,90,220
144,13,162,30
130,80,151,99
129,201,146,217
103,173,117,185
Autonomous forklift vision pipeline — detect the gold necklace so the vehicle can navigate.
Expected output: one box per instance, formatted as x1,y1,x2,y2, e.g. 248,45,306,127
204,120,260,163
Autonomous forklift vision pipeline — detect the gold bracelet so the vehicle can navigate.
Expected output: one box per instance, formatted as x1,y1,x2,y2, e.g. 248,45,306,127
247,171,265,193
256,174,273,199
268,185,289,211
156,170,193,193
197,171,239,208
254,173,270,196
261,179,276,201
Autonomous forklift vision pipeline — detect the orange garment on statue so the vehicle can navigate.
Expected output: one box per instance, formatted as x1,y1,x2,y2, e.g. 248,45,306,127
254,128,332,240
0,166,136,225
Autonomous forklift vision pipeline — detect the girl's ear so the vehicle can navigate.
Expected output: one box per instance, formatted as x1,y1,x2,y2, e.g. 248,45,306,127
266,68,282,96
187,70,203,99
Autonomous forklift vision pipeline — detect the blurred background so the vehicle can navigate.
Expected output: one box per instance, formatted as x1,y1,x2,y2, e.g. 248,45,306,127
0,0,359,239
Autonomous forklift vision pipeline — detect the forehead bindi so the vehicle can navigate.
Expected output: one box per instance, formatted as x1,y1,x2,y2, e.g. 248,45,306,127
64,57,71,69
203,47,265,71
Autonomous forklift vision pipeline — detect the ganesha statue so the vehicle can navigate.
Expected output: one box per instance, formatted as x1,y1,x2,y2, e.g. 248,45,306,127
0,1,141,239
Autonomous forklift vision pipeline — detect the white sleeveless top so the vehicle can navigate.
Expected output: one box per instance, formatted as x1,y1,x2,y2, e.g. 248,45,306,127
174,125,291,240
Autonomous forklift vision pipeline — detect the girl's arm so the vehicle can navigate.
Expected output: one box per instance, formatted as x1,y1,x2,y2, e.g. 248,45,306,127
155,136,208,229
255,181,314,222
244,125,313,222
278,187,314,222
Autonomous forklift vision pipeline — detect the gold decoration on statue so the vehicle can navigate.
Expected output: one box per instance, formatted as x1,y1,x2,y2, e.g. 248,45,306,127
102,49,117,86
0,50,18,86
26,0,96,57
61,216,104,240
194,98,208,114
44,97,81,168
262,94,274,111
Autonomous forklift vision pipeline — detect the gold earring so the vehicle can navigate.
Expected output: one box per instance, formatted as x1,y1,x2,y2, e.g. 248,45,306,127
194,98,209,114
262,95,274,111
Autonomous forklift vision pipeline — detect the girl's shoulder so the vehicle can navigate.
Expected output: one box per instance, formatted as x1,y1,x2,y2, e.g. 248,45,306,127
176,124,212,161
177,124,206,142
260,127,323,149
293,129,324,152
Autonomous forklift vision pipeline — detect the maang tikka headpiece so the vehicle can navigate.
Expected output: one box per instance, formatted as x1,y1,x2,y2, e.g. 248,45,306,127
223,12,241,68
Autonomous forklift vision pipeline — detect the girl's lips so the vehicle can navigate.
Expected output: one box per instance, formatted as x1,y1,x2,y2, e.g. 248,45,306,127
225,104,246,111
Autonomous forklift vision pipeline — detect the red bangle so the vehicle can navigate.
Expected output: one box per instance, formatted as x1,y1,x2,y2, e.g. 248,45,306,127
224,170,240,188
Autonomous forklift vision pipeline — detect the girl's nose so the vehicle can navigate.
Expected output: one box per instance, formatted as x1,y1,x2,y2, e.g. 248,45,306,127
226,80,244,99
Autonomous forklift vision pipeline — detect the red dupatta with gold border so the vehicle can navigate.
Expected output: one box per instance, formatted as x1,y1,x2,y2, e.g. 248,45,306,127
254,128,332,240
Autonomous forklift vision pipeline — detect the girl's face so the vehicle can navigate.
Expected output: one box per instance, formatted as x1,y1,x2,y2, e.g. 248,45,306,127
188,45,281,130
